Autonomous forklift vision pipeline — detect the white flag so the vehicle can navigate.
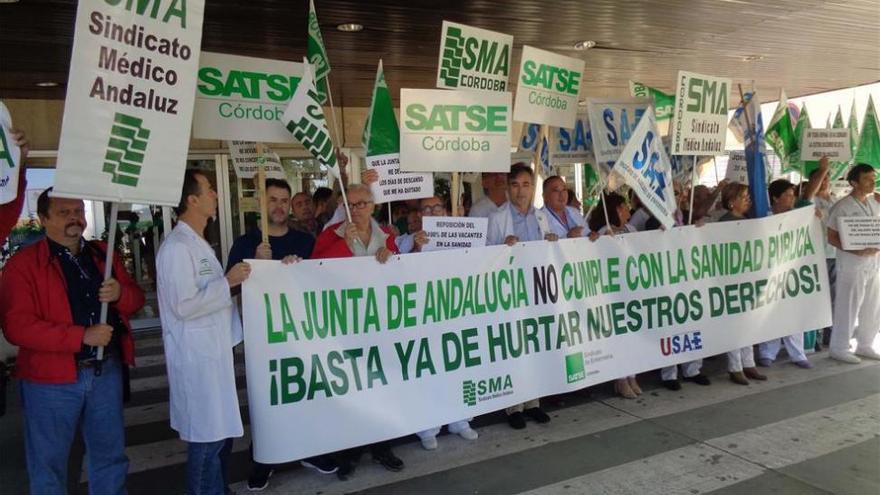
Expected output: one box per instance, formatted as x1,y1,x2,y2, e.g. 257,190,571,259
611,110,677,229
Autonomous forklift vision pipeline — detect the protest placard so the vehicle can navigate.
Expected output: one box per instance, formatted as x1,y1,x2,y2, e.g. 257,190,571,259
54,0,204,206
513,46,584,129
422,216,488,251
670,71,731,156
800,128,852,162
436,21,512,93
226,141,286,180
0,101,22,205
838,217,880,250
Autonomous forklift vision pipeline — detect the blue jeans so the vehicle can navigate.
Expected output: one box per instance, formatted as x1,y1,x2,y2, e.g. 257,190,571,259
19,356,128,495
186,438,233,495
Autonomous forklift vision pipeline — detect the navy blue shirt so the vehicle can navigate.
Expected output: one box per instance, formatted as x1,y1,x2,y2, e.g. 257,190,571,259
48,239,123,361
225,228,315,272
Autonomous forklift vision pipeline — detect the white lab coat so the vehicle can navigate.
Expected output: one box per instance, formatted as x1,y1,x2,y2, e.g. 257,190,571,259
486,205,548,245
156,222,243,443
541,205,587,238
828,195,880,354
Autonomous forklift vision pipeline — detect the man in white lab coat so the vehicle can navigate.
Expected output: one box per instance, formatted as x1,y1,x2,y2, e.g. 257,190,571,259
540,175,587,238
157,170,252,495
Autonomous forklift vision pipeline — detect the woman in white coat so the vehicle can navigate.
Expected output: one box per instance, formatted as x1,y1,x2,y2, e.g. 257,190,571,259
157,170,252,495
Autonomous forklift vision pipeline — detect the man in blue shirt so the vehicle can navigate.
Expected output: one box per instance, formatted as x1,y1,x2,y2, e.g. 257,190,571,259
226,179,315,267
225,179,335,490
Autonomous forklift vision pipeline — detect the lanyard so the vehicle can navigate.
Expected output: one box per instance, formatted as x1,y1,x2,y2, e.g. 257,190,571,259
546,208,569,230
853,196,875,217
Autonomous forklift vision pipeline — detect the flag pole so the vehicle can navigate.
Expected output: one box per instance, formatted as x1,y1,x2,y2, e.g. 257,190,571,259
712,156,720,184
325,73,344,150
451,172,460,217
597,167,613,236
256,143,269,244
387,202,392,226
94,201,119,368
687,155,697,225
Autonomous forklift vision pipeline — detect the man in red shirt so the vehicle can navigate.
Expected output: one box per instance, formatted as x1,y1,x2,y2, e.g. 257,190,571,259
0,187,144,494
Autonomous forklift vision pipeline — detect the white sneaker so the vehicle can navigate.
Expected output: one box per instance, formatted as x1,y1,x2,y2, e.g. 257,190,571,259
420,436,438,450
830,352,861,364
854,348,880,361
454,426,479,440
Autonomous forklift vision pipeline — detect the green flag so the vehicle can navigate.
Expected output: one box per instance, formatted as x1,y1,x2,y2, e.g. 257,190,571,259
282,58,338,177
362,60,400,156
789,103,816,175
765,89,797,168
848,99,860,159
854,95,880,190
629,81,674,121
832,106,844,128
308,0,331,104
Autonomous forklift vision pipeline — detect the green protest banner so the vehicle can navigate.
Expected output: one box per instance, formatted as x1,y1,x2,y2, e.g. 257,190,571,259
242,206,831,463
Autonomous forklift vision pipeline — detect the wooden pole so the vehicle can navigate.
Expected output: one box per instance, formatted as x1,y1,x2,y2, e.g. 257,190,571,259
95,202,119,365
688,156,697,225
451,172,460,217
256,143,269,243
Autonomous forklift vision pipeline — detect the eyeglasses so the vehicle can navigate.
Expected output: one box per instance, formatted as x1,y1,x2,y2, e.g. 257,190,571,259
420,205,445,215
349,200,373,210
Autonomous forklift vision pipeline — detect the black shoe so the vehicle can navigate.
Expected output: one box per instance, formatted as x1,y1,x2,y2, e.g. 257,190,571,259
336,460,355,481
247,464,274,491
301,455,339,474
524,407,551,424
507,411,526,429
373,449,404,472
685,373,711,385
662,379,682,391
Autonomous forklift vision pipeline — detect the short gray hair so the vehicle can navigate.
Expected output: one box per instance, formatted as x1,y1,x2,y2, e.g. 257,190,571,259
346,183,374,202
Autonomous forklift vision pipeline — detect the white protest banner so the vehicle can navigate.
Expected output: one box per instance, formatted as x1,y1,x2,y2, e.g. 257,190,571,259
725,150,749,184
0,101,22,205
549,113,593,166
830,179,851,200
422,216,488,252
800,128,852,162
513,46,584,129
838,217,880,250
587,97,652,167
400,89,511,173
436,21,512,93
670,71,731,156
612,111,676,229
242,206,830,462
226,141,286,179
194,52,304,143
54,0,204,206
367,154,434,203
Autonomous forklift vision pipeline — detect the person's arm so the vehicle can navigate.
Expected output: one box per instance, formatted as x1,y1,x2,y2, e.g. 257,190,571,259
0,260,86,352
0,154,27,246
107,246,146,317
160,243,233,320
801,157,830,201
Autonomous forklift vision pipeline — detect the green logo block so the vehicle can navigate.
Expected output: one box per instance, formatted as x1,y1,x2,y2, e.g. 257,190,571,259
103,112,150,187
462,379,476,406
439,26,464,87
565,352,585,383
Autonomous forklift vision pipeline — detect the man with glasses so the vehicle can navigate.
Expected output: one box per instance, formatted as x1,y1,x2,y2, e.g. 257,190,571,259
1,187,145,494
